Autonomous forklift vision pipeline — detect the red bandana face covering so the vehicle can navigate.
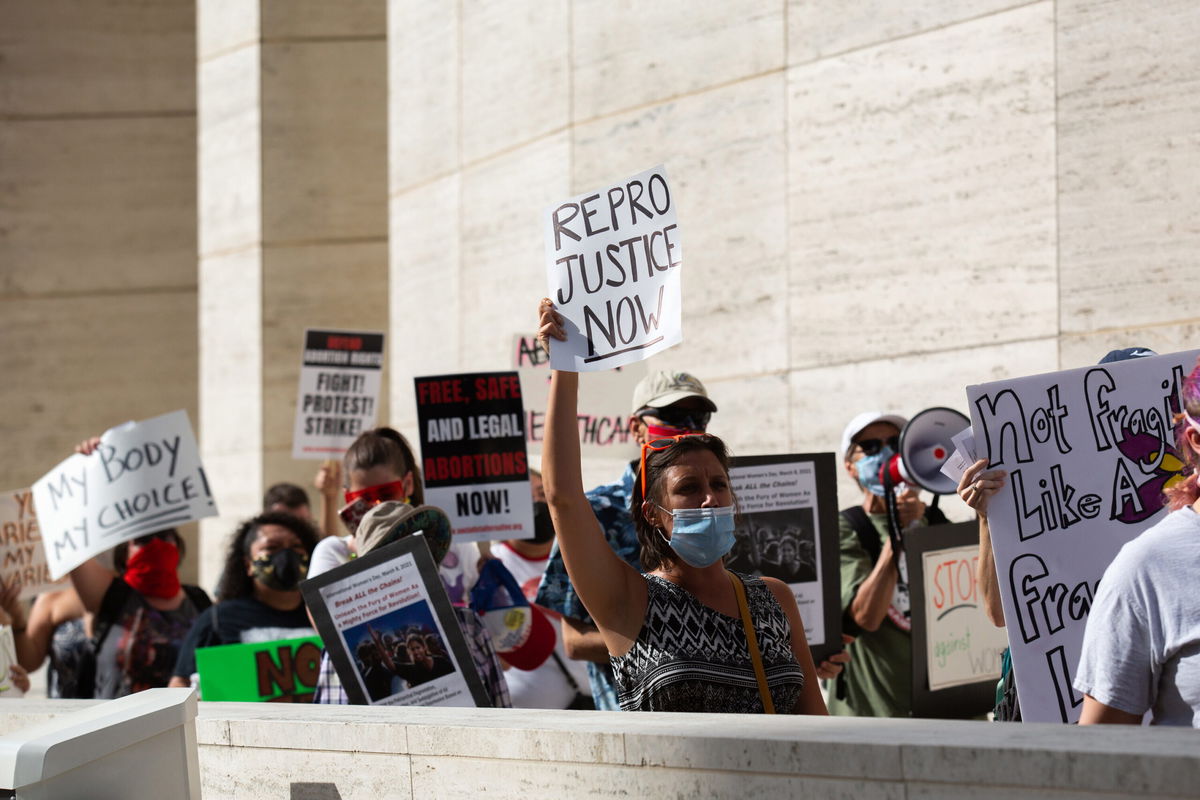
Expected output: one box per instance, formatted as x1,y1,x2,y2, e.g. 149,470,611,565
123,538,182,599
644,422,698,440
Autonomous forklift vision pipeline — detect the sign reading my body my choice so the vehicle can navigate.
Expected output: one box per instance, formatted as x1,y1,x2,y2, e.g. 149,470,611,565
544,165,682,372
292,329,385,460
31,411,218,580
415,372,534,542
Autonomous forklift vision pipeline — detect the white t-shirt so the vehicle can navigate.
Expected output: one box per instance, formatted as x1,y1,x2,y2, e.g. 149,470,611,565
307,534,482,606
1075,506,1200,726
309,535,353,578
492,541,590,709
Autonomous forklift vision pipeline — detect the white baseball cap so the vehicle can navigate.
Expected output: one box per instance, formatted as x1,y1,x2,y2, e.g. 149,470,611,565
839,411,908,460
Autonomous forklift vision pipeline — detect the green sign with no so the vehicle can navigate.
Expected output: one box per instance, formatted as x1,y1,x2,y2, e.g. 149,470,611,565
196,635,323,702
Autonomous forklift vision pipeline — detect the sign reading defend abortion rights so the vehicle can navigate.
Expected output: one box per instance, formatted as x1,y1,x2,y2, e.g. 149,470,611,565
966,350,1200,723
31,411,218,580
415,372,534,542
292,329,385,459
544,165,683,372
0,488,64,600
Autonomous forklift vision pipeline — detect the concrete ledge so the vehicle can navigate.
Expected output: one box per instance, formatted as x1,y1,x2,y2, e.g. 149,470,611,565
1,702,1196,799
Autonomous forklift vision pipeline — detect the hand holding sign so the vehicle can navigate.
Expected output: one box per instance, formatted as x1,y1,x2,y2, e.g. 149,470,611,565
32,411,218,580
956,459,1007,519
544,165,683,371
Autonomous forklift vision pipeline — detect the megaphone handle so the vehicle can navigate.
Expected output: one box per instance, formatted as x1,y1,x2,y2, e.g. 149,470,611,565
881,468,905,579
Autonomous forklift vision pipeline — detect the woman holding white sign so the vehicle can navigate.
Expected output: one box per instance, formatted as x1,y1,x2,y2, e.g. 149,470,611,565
537,300,827,715
1076,359,1200,727
69,438,211,698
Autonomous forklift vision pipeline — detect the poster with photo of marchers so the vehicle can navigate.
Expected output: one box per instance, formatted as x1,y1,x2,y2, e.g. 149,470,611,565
728,453,841,664
300,535,489,708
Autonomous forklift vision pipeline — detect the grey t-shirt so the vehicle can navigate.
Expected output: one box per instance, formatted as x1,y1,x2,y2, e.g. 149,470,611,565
1075,506,1200,726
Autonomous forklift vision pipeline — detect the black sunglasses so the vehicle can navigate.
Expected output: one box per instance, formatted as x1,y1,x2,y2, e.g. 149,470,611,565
854,436,899,457
637,405,712,431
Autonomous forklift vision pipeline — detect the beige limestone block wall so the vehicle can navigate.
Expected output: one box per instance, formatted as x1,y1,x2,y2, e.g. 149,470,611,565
385,2,1019,509
387,1,1199,511
0,0,201,580
197,0,388,589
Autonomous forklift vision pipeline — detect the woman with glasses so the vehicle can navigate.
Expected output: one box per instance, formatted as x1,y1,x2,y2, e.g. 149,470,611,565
537,300,827,714
68,436,212,698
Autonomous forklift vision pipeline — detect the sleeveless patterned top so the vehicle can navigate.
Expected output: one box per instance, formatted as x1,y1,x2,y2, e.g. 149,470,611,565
611,573,805,713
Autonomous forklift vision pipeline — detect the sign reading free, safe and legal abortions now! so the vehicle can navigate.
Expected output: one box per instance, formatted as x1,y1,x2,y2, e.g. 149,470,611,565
31,411,218,580
544,165,683,371
292,329,385,460
415,372,534,543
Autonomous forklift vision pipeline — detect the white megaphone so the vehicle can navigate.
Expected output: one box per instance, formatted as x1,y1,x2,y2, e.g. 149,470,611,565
880,407,971,495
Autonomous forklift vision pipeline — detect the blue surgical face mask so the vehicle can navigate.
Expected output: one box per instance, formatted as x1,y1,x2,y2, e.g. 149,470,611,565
656,505,736,568
855,447,894,497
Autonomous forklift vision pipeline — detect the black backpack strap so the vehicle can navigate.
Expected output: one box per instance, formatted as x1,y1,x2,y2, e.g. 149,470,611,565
923,497,950,526
182,584,213,614
91,578,133,652
840,506,882,565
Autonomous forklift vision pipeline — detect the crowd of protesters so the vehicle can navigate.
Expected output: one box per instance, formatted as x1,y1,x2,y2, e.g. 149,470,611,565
0,301,1197,729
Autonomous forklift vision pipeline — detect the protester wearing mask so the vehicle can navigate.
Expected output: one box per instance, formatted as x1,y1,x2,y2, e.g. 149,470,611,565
308,427,484,604
537,364,849,709
168,512,318,691
69,519,210,698
535,368,717,710
829,412,946,717
492,469,593,709
537,300,827,714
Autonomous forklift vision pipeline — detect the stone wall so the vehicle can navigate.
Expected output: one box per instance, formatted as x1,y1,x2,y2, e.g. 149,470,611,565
385,0,1200,508
195,0,389,586
0,0,200,580
3,701,1199,798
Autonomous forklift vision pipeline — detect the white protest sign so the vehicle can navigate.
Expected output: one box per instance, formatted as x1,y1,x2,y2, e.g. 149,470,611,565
966,350,1199,722
0,488,64,600
544,165,682,372
512,334,642,481
0,627,21,699
292,329,385,460
921,544,1007,691
32,410,218,580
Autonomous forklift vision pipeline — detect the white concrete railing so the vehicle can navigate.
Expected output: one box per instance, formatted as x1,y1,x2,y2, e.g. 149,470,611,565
1,701,1197,799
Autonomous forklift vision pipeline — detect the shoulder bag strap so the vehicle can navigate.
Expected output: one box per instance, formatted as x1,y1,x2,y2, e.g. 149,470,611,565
726,571,775,714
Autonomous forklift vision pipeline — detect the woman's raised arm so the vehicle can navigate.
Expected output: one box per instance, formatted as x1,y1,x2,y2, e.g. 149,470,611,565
538,300,646,652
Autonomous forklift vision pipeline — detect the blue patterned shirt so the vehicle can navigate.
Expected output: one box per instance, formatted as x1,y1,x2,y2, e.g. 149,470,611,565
535,462,642,710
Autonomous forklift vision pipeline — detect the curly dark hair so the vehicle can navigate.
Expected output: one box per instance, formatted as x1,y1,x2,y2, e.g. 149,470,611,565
628,434,736,572
215,511,320,601
343,427,424,504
